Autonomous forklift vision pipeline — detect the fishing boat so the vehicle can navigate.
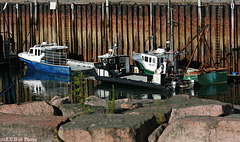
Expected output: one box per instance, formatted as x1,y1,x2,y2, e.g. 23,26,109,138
94,43,196,91
184,68,228,85
18,42,95,75
132,4,227,86
18,42,70,74
132,46,180,75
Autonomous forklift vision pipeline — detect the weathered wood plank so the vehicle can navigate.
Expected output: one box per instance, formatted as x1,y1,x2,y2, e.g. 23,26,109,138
67,5,72,52
117,4,123,55
185,5,192,62
179,5,186,61
87,4,92,61
92,5,97,62
122,5,128,55
160,5,167,49
111,5,117,49
77,5,82,55
21,5,26,52
139,5,144,53
219,6,224,68
26,4,30,51
155,5,161,49
97,4,102,58
144,5,149,52
133,4,139,53
173,5,179,52
13,4,18,53
211,6,217,66
82,5,87,61
203,5,211,67
191,6,198,62
128,5,133,63
39,4,44,43
237,6,240,73
48,5,52,43
223,5,231,71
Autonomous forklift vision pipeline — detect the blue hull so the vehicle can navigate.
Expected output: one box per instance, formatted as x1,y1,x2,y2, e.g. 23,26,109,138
19,57,71,75
22,69,70,82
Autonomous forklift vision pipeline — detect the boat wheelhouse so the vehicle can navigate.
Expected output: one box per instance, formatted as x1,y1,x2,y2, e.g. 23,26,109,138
18,42,71,75
95,44,130,77
132,48,178,75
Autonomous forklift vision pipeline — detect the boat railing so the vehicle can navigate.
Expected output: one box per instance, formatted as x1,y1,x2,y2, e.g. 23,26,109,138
44,50,67,66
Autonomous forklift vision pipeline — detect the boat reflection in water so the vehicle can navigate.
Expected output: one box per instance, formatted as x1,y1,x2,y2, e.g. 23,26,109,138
20,69,70,101
94,82,171,100
181,83,229,99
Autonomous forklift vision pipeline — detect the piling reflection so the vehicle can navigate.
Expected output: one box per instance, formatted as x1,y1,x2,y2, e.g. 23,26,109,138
20,69,70,102
94,82,171,100
1,68,240,105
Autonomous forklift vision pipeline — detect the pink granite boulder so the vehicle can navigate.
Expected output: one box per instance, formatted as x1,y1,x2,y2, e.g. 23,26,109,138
0,101,54,116
158,116,240,142
169,104,233,123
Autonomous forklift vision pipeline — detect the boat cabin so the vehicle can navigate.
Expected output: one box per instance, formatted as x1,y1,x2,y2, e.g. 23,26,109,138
96,54,130,77
27,42,68,66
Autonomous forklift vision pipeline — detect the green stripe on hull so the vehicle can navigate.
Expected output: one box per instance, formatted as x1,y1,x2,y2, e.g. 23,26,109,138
136,62,154,74
184,71,227,85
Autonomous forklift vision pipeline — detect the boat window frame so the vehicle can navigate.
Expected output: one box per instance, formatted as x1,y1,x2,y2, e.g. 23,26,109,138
149,57,152,63
35,49,38,56
29,49,33,54
37,49,41,56
145,56,148,62
109,58,115,64
120,57,125,63
153,58,156,63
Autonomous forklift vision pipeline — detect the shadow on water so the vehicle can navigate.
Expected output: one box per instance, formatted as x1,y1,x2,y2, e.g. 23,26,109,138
1,67,240,105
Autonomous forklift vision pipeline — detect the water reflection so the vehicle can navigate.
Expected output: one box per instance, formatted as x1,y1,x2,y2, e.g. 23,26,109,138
94,82,171,100
20,69,70,101
1,67,240,105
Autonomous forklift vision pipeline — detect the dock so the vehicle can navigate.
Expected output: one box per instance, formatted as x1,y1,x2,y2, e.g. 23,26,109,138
227,74,240,83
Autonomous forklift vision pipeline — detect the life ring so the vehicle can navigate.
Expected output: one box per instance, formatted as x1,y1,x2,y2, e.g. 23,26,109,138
166,60,171,66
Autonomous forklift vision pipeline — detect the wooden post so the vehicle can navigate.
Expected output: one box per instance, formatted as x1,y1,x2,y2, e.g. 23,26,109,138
0,35,3,59
231,0,235,72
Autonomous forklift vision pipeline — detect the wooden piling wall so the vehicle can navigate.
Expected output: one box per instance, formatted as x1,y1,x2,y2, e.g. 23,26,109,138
1,2,240,73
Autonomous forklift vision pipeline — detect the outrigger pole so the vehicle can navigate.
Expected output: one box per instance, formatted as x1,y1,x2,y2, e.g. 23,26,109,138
173,24,209,60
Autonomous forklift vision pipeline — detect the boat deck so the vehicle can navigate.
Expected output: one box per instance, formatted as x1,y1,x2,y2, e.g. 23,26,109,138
67,59,95,71
120,75,148,82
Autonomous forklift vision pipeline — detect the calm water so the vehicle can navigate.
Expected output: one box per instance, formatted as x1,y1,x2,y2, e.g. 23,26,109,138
1,66,240,105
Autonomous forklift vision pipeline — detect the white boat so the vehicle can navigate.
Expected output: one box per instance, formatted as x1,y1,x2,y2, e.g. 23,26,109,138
18,42,95,75
132,47,179,75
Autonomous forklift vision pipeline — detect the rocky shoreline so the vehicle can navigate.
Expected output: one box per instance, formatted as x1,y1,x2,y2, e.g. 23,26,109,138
0,95,239,142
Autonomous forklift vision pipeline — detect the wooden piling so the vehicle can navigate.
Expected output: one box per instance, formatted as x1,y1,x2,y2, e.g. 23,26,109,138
0,2,239,73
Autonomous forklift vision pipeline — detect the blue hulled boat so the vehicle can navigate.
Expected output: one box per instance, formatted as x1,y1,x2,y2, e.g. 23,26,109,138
18,42,71,75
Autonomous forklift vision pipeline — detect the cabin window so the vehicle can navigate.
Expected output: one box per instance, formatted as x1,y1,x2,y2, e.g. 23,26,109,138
153,58,155,63
109,58,115,64
161,58,163,64
29,49,33,54
35,49,38,56
149,57,152,63
142,56,144,60
120,57,125,63
145,57,148,62
102,59,107,63
38,50,41,56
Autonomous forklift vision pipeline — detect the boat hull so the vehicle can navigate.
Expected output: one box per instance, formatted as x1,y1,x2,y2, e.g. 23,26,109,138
19,57,71,75
134,61,155,74
184,70,228,85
